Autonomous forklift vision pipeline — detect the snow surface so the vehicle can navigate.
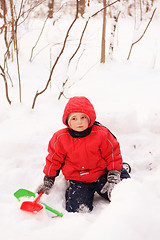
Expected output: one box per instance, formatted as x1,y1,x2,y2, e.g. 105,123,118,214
0,14,160,240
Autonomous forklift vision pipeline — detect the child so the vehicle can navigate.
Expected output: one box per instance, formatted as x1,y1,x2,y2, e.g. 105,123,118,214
37,96,130,213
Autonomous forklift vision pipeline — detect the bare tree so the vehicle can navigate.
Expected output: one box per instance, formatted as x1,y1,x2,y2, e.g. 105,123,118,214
58,0,120,100
0,0,24,102
32,0,119,107
101,0,107,63
8,0,24,102
1,0,48,104
108,0,121,60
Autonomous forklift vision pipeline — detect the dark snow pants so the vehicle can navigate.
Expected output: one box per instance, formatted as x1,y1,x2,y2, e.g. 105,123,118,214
65,168,130,213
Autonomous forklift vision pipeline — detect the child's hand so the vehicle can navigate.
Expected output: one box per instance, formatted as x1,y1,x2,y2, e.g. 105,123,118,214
100,170,121,201
37,175,55,195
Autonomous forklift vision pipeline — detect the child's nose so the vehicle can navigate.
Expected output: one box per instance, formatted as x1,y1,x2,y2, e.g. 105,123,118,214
77,118,82,124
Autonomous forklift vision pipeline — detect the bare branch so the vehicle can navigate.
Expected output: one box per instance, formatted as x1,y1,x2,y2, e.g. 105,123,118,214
32,0,79,109
18,0,48,26
30,16,48,62
127,8,156,60
68,20,89,66
3,0,10,59
91,0,119,18
0,65,11,105
58,0,120,100
15,35,22,102
4,60,14,87
32,0,120,107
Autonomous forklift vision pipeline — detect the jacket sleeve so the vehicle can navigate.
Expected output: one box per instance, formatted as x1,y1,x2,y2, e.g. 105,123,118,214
43,133,66,177
100,129,123,171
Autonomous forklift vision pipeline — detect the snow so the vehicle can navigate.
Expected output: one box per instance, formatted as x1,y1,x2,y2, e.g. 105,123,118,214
1,13,160,240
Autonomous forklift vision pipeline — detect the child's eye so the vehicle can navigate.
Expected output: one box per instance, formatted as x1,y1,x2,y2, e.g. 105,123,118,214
81,116,86,119
72,117,76,121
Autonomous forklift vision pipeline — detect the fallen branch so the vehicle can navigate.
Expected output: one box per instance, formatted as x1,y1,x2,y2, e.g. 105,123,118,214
127,8,156,60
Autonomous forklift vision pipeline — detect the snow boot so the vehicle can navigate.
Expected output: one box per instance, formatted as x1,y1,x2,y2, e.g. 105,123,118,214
122,162,131,173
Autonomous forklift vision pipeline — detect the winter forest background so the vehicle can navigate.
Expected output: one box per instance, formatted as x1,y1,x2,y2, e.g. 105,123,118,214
1,1,160,240
0,0,159,107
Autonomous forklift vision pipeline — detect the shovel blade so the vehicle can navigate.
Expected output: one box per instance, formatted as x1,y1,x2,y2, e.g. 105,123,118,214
14,189,35,201
20,201,43,213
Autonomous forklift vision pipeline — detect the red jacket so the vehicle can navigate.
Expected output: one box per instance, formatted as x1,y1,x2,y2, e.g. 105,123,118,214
43,97,123,182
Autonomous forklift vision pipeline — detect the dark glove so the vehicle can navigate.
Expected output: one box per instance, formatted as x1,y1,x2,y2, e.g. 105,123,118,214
101,170,121,201
37,175,55,195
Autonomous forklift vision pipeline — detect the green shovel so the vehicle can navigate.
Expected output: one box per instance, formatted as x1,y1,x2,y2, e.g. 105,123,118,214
14,188,63,217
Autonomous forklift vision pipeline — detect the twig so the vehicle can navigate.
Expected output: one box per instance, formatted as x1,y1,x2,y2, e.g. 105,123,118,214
30,16,48,62
0,65,11,104
127,8,156,60
75,48,86,71
14,4,23,103
18,0,47,26
68,21,89,66
4,60,14,87
15,33,22,102
91,0,119,18
64,60,99,95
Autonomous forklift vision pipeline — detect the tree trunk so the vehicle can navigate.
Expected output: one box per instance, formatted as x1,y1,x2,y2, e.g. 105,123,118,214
9,0,16,49
3,0,10,59
101,0,106,63
48,0,54,18
78,0,85,17
108,11,120,60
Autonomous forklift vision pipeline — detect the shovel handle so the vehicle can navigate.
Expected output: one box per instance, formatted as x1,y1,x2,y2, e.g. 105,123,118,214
33,192,44,204
40,202,63,217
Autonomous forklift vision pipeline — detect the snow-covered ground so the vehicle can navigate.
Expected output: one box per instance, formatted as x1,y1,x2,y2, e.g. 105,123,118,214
0,11,160,240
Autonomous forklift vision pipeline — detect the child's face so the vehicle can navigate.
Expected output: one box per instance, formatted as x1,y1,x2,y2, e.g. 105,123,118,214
69,113,89,132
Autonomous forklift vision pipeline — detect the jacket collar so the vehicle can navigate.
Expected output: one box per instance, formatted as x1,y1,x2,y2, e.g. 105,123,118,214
68,126,93,138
